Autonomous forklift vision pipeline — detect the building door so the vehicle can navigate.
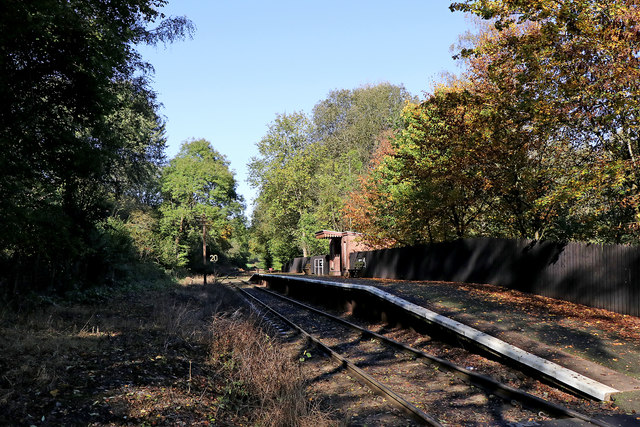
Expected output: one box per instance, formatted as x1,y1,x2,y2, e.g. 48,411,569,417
330,238,341,274
342,239,348,273
313,258,324,275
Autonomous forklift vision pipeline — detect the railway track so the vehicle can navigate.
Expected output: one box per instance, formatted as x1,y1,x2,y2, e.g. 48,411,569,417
236,284,621,426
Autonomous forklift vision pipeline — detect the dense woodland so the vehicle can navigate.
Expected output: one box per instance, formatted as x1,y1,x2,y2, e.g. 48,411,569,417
251,0,640,265
0,0,248,297
3,0,640,294
347,1,640,248
248,83,416,264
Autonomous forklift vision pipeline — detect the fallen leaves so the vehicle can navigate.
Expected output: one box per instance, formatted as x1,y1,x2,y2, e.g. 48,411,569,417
0,286,246,426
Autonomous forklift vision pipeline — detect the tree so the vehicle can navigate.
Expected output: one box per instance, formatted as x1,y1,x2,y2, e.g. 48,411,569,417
248,84,415,264
311,84,416,230
248,113,325,261
343,132,410,247
248,112,312,188
312,83,414,160
451,0,640,242
0,0,193,292
345,88,496,246
348,1,639,247
159,139,244,273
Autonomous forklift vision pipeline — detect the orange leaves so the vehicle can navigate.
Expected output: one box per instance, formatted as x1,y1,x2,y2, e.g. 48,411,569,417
446,0,640,241
346,0,640,245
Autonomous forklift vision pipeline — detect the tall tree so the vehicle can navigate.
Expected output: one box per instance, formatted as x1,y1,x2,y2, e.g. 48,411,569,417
451,0,640,242
349,1,640,247
159,139,244,271
0,0,193,291
311,84,416,229
345,87,497,246
248,84,414,264
248,112,325,261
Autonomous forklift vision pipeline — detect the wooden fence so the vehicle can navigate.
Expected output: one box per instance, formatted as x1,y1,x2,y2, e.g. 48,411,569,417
345,238,640,317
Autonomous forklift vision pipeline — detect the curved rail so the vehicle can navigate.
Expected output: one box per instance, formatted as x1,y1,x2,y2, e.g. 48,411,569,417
251,285,614,427
235,285,442,426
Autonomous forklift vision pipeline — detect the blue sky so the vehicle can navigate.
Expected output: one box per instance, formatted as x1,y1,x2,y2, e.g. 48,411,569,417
138,1,471,212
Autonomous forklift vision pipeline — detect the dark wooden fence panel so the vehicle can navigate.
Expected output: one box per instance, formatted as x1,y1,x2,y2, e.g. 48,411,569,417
349,238,640,317
282,256,328,275
282,257,309,273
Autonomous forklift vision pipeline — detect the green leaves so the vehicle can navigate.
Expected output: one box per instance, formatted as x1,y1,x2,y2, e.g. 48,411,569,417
346,0,640,245
159,139,244,270
249,84,413,263
0,0,193,291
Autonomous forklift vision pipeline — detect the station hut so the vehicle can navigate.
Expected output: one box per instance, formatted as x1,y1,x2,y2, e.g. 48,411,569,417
314,230,371,276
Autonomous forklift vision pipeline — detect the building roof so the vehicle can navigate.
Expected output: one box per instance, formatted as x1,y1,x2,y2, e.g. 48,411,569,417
315,230,362,239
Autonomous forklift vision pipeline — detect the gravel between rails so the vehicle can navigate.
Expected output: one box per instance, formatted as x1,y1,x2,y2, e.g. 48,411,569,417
244,286,586,426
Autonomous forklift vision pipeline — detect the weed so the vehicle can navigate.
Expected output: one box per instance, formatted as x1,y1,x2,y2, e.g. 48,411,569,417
209,313,334,426
0,279,335,426
299,349,313,362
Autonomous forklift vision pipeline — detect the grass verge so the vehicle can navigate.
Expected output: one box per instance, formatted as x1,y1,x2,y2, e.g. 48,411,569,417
0,278,335,426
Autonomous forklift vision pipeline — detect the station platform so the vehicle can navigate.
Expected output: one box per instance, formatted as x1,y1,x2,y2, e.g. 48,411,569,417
252,273,640,412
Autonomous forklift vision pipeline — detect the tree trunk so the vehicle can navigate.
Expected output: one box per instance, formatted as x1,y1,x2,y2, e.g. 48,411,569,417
176,215,184,261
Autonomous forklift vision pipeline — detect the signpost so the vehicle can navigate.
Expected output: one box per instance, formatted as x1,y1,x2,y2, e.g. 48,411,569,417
200,213,219,285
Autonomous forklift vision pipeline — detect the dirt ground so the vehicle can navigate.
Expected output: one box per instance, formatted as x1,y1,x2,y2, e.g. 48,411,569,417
0,278,425,426
4,275,639,425
0,281,239,426
0,278,339,426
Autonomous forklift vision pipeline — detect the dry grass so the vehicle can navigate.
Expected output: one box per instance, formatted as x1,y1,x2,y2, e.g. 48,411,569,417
209,312,335,427
0,279,336,426
0,305,104,396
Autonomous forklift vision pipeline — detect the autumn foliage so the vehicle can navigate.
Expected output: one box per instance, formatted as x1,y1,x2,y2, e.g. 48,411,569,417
345,0,640,247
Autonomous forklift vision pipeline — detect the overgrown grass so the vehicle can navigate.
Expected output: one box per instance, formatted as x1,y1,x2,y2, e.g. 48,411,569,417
209,313,332,426
0,277,335,426
1,260,178,313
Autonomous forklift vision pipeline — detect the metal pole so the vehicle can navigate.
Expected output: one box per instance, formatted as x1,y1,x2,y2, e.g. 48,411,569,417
202,217,207,285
